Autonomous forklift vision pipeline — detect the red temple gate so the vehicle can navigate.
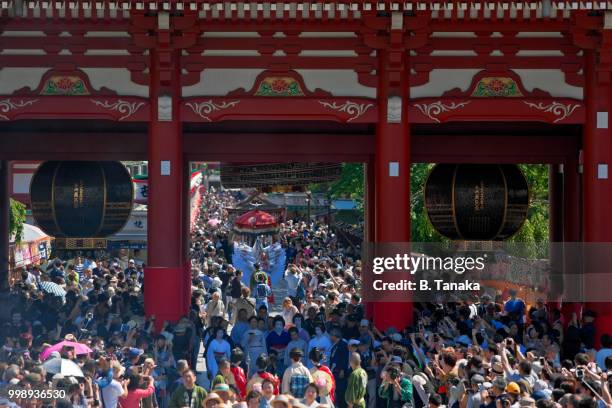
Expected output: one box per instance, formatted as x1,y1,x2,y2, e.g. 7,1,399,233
0,1,610,338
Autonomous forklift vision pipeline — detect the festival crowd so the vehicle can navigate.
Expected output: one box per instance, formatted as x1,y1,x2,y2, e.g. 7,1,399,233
1,188,611,408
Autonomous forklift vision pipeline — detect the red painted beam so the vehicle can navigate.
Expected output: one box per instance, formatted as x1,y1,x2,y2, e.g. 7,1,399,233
182,133,374,162
0,37,135,51
0,126,579,165
0,55,147,68
0,18,131,31
0,132,147,160
411,133,579,164
410,55,582,69
181,55,376,69
194,37,365,51
428,21,572,32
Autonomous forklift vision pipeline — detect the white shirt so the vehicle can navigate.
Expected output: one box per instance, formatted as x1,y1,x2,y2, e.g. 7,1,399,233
285,271,302,297
100,380,123,408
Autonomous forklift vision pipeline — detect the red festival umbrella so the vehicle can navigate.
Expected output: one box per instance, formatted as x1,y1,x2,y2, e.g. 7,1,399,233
233,210,278,235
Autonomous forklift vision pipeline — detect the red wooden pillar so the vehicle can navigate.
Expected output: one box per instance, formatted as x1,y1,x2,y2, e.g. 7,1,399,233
373,41,413,331
144,39,188,326
582,50,612,344
561,156,583,327
364,160,375,319
548,164,563,310
0,161,9,292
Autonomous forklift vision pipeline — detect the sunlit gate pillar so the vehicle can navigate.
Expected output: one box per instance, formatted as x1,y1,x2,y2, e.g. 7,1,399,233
548,164,563,309
364,160,376,319
143,13,188,326
372,12,413,331
561,155,583,326
0,161,9,293
582,34,612,343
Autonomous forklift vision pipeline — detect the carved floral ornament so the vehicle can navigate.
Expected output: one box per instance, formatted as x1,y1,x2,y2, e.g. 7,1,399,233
186,100,240,121
0,99,38,120
41,75,90,96
318,100,374,122
90,99,145,121
471,77,523,98
254,77,305,97
414,101,471,123
523,101,580,123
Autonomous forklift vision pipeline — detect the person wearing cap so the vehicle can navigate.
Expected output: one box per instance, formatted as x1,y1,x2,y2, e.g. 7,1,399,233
124,347,144,370
506,382,521,408
348,338,361,352
212,383,233,404
378,363,413,408
480,377,508,408
467,374,486,408
203,392,224,408
95,358,128,408
124,259,137,276
271,393,292,408
282,348,313,398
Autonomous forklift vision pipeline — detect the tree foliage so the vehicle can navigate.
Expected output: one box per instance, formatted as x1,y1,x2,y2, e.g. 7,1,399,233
322,162,549,256
508,164,550,258
313,163,365,207
9,199,26,243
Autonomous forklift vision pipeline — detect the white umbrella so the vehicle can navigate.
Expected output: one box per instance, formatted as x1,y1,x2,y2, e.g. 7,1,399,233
42,358,84,378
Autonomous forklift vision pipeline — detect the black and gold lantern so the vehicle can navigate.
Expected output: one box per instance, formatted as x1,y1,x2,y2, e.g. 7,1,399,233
30,161,133,237
424,164,529,241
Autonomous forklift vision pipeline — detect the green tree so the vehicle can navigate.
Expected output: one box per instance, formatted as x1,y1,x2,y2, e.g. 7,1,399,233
9,199,26,243
411,163,444,242
508,164,549,257
319,162,549,256
313,163,365,208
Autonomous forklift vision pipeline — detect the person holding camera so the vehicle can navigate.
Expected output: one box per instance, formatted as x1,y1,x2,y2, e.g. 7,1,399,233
378,364,414,408
119,372,155,408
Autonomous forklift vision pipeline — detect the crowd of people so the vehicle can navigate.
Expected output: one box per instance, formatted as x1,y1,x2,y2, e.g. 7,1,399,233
1,188,611,408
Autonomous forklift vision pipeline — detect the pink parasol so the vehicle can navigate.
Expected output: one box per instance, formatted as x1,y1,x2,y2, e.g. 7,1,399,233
40,340,93,361
207,218,221,227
